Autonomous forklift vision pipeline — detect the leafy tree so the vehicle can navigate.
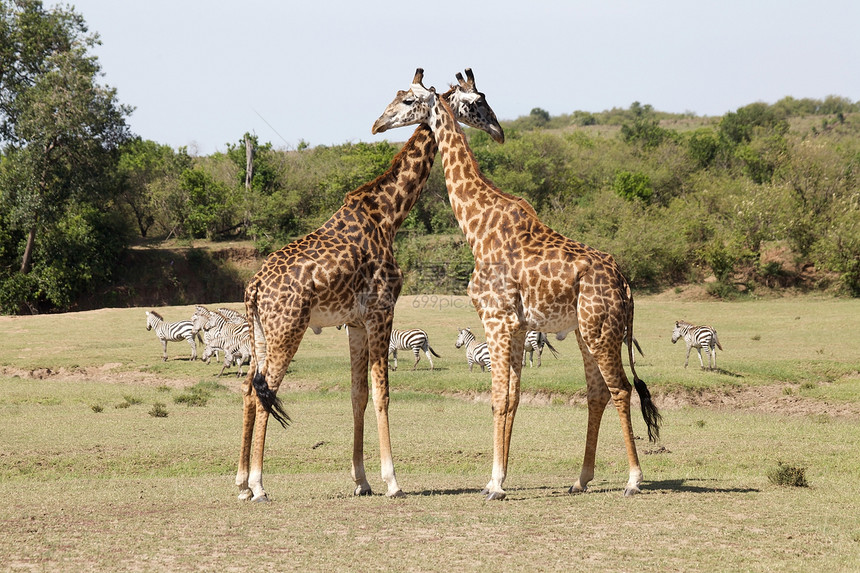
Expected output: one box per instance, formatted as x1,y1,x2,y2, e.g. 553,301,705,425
0,0,132,312
116,138,191,237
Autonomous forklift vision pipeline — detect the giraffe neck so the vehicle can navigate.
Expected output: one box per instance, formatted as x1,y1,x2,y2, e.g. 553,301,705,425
431,97,509,252
340,124,437,238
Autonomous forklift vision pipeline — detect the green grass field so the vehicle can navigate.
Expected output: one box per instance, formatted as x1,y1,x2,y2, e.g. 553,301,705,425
1,295,858,571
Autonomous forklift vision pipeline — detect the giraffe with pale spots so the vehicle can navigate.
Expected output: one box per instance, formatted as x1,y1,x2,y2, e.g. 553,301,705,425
373,69,661,500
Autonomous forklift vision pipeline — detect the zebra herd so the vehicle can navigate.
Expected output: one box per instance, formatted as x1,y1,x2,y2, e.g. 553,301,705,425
146,309,723,373
145,306,251,376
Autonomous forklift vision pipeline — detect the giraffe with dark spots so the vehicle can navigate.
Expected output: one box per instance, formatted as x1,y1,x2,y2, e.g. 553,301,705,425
373,69,661,500
236,69,505,502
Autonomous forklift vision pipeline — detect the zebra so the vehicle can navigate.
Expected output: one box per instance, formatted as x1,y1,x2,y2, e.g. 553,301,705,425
455,328,492,372
145,310,197,361
191,306,248,364
202,332,252,377
671,320,723,369
389,328,441,371
522,331,560,368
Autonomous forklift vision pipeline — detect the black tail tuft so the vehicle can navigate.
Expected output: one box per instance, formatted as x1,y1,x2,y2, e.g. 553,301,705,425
252,371,291,429
634,375,662,443
544,339,560,359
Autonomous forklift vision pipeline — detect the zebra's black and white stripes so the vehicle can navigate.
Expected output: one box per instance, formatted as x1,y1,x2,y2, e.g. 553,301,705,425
202,332,252,377
145,310,197,361
671,320,723,369
191,306,250,373
455,328,491,372
389,328,440,371
522,331,560,368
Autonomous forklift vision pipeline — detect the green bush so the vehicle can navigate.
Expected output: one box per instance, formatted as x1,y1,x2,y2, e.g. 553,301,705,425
767,462,808,487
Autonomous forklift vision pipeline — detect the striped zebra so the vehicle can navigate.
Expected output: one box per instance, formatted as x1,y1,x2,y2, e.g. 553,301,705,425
522,331,560,368
191,306,250,364
389,328,441,371
202,332,252,377
455,328,492,372
145,310,197,361
671,320,723,369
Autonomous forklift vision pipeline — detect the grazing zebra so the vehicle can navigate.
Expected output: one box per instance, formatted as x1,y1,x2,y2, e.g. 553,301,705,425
671,320,723,369
145,310,197,361
522,331,560,368
389,328,441,371
455,328,492,372
202,332,252,377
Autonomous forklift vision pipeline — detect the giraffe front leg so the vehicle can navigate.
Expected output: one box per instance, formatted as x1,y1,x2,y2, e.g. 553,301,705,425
482,329,522,501
348,327,373,496
366,320,403,498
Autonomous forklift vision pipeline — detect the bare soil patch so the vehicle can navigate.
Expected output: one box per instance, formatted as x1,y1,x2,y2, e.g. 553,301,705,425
7,364,855,420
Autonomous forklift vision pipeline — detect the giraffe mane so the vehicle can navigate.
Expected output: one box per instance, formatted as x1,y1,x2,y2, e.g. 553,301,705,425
437,97,539,219
342,124,433,203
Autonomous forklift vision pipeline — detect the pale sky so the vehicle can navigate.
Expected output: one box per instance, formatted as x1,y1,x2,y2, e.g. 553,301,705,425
67,0,860,156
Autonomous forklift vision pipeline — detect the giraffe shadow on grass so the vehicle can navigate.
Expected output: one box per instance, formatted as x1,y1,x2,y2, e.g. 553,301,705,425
646,478,759,494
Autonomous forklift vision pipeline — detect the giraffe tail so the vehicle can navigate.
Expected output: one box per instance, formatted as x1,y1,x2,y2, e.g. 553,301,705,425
633,375,661,443
625,283,661,442
252,372,291,429
246,278,291,429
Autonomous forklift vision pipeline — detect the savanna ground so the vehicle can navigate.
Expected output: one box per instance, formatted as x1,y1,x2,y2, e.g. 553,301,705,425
1,294,859,571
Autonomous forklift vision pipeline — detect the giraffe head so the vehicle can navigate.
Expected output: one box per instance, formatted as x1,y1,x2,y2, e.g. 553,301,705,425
372,68,504,143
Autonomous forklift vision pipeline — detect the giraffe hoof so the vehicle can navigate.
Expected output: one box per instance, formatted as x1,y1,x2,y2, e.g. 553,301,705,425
386,489,405,498
354,486,373,496
237,489,253,501
623,486,641,497
251,494,270,503
485,491,506,501
568,485,587,494
480,487,489,495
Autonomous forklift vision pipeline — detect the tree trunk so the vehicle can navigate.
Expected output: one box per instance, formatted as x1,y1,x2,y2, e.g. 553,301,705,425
20,226,37,274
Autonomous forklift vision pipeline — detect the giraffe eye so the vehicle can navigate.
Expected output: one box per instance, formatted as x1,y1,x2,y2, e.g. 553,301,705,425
403,98,415,106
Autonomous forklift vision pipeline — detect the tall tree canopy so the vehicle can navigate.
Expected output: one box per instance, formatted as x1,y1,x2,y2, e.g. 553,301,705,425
1,0,133,312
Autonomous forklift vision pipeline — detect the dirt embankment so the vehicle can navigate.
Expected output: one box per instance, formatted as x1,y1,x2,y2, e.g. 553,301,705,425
76,244,264,310
5,364,858,420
